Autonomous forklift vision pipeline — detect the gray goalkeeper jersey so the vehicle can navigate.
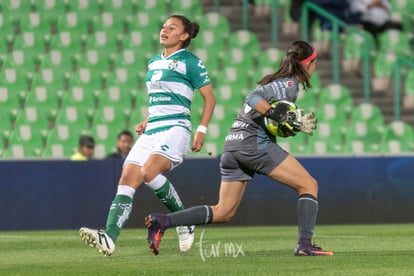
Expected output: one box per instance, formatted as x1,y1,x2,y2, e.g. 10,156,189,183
223,76,300,151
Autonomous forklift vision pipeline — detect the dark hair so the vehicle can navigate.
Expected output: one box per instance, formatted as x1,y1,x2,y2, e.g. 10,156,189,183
258,40,315,90
79,134,95,147
169,14,199,48
118,130,133,140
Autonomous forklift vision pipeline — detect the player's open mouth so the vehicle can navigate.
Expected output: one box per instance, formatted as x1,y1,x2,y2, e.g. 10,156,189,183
160,34,168,40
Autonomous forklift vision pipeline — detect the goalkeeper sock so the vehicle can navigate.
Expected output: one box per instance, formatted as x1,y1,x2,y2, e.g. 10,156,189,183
156,205,213,228
147,175,184,212
297,194,318,241
105,185,135,243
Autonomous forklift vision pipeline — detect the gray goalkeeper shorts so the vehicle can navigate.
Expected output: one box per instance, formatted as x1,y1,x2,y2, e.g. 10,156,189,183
220,143,288,182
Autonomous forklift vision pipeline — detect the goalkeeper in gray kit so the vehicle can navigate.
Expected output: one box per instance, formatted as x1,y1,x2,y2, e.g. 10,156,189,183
145,40,333,257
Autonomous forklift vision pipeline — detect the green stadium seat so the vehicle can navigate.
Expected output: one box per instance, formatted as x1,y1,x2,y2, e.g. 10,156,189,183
389,12,412,33
66,0,100,18
94,143,113,159
5,124,45,158
371,50,396,92
198,12,230,42
318,102,348,135
13,107,50,138
23,84,59,118
90,106,129,157
89,125,118,159
309,71,322,94
306,122,344,154
391,0,414,12
228,30,261,61
319,84,353,116
192,29,226,62
250,66,273,90
12,30,47,59
121,30,157,60
37,52,73,88
209,104,238,124
83,31,120,56
43,124,84,158
378,30,412,56
0,79,26,109
0,13,18,36
135,0,167,16
221,47,256,74
279,0,298,35
380,120,414,154
104,69,140,101
126,11,162,36
216,84,237,103
0,69,29,113
403,69,414,109
1,0,34,23
33,0,68,15
97,85,133,110
295,88,319,114
49,31,85,61
2,50,39,74
190,48,220,75
91,106,129,130
42,143,71,159
91,12,126,37
19,12,52,36
0,109,13,148
0,39,14,64
54,106,91,131
67,66,105,94
2,143,41,158
112,48,147,73
75,49,112,78
277,133,308,155
99,0,137,15
343,31,370,74
257,47,283,70
170,0,203,16
215,84,244,114
344,103,385,154
56,12,89,35
215,66,251,98
61,85,98,111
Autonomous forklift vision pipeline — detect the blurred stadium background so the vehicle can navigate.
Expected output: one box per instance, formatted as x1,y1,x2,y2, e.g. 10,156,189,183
0,0,414,159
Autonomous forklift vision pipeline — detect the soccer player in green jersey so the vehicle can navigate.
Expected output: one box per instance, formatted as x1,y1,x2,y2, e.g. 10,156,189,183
145,41,333,257
80,14,216,256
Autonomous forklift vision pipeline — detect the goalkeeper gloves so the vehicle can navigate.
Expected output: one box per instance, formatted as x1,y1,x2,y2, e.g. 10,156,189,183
300,112,317,136
265,105,303,137
264,105,317,137
264,102,291,123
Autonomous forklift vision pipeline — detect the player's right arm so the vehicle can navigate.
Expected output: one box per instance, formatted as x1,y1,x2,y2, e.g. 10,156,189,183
191,84,216,152
136,117,149,135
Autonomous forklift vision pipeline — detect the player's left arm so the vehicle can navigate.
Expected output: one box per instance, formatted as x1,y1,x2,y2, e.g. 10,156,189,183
191,84,216,152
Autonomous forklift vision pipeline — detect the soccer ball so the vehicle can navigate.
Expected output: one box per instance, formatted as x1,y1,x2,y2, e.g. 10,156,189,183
264,100,298,137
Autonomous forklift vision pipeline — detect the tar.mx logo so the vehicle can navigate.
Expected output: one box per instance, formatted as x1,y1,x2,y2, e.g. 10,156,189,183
196,229,244,262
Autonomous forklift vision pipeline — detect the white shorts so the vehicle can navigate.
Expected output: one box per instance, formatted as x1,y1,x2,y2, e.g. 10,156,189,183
124,126,191,170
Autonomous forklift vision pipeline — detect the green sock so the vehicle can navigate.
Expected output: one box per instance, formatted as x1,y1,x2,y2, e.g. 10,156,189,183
154,180,184,212
105,194,132,243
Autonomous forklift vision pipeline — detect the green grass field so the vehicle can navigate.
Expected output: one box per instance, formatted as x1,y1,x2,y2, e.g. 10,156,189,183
1,224,414,275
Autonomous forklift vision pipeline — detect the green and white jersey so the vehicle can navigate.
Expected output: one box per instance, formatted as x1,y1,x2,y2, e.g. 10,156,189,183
143,49,210,135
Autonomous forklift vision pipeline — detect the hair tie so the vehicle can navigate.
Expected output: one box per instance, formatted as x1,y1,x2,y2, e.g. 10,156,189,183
300,50,317,64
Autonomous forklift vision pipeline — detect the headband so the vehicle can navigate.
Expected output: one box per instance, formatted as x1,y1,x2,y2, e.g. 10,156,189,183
300,50,317,64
